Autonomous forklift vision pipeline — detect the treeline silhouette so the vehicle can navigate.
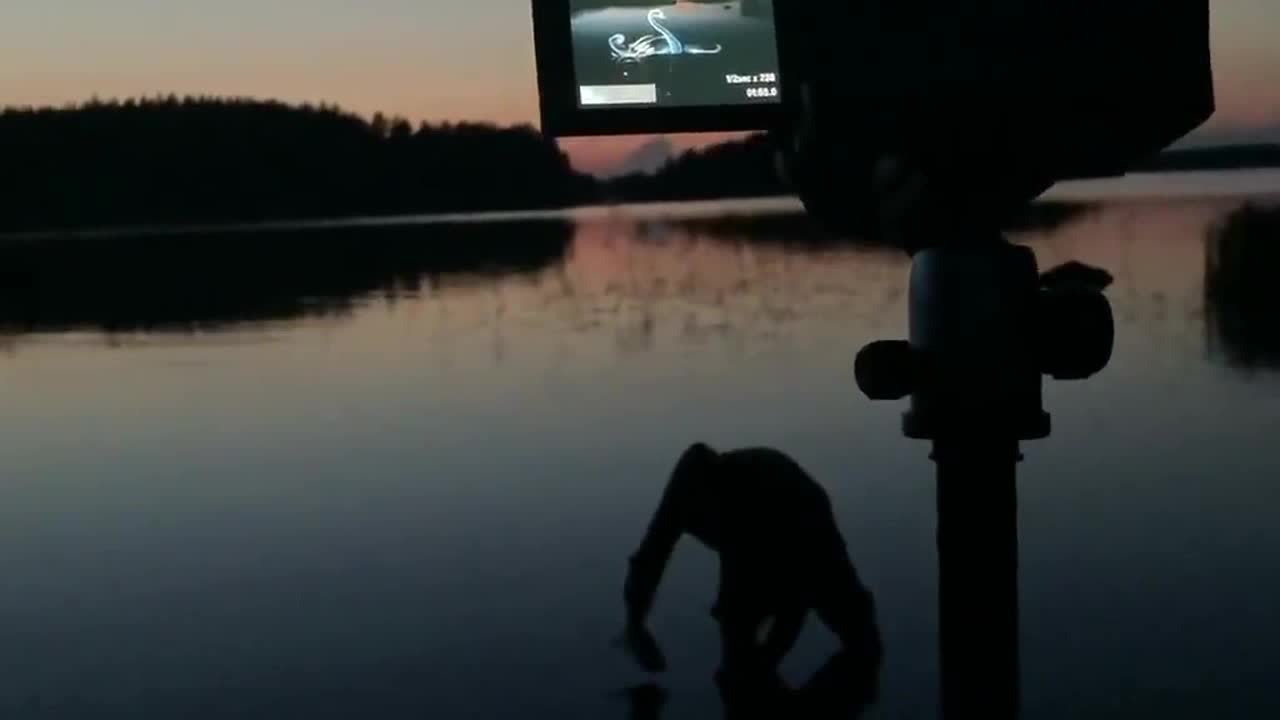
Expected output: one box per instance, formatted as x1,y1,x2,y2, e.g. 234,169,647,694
606,135,1093,236
0,97,595,233
607,133,786,203
1205,202,1280,371
0,97,796,234
0,219,573,334
608,136,1280,208
1137,144,1280,173
2,97,1267,237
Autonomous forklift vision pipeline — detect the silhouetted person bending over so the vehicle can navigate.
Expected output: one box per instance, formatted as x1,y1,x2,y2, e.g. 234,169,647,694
622,443,881,679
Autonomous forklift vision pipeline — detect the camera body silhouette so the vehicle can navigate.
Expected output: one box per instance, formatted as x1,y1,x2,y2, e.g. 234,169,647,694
536,1,1215,230
777,0,1215,234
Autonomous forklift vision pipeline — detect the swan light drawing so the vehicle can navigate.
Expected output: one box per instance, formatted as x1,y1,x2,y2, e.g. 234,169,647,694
609,8,724,63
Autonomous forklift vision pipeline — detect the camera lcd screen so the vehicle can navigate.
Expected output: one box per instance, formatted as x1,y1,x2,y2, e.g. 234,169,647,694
569,1,782,110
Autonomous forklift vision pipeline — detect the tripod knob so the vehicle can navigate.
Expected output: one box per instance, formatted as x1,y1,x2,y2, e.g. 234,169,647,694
855,340,916,401
1038,288,1115,381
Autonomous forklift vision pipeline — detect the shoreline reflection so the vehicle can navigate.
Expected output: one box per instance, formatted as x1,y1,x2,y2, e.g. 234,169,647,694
1206,202,1280,372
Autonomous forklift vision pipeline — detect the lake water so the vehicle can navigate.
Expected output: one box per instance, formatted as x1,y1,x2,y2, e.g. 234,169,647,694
2,172,1280,719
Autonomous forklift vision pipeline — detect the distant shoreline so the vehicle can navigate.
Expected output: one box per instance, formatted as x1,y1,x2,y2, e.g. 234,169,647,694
4,97,1279,237
1134,144,1280,173
7,169,1280,244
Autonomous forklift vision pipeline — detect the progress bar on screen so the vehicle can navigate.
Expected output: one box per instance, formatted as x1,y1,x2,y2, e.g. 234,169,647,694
579,84,658,106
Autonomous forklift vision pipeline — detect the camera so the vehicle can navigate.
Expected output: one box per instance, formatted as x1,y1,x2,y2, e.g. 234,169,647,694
533,1,1214,185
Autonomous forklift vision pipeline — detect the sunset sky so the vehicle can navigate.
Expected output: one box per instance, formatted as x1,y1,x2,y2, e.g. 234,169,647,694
3,1,1278,174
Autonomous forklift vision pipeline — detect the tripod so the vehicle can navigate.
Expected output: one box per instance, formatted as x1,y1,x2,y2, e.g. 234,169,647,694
857,237,1114,719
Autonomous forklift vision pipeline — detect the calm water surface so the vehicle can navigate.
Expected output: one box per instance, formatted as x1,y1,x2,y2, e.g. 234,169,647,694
2,173,1280,719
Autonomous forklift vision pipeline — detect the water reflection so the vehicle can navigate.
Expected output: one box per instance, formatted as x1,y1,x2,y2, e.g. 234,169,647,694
1205,202,1280,371
0,200,1090,347
622,649,880,720
3,216,915,364
0,220,574,335
647,201,1091,250
551,219,910,356
1,192,1279,720
2,197,1272,381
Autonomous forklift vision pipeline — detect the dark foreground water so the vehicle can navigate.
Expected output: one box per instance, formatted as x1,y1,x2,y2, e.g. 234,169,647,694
2,172,1280,719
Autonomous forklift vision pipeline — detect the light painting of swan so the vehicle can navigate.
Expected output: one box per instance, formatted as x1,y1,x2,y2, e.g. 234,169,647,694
609,8,724,63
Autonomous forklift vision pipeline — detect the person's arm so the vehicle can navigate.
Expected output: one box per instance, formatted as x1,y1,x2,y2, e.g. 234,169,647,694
624,471,691,626
620,444,715,674
618,467,694,675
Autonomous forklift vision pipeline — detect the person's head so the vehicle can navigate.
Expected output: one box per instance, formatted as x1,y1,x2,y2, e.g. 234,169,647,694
670,442,720,514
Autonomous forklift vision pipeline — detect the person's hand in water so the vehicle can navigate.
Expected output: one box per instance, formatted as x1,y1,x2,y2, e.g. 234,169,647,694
617,621,667,673
615,682,669,720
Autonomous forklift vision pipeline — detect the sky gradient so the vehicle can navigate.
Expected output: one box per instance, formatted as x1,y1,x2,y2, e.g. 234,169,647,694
3,1,1278,173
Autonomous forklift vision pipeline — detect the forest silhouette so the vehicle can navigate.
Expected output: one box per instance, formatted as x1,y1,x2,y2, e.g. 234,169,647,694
0,97,594,234
0,97,802,235
0,97,808,235
3,96,1271,235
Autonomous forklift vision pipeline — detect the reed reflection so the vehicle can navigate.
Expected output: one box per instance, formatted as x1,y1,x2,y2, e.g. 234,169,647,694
0,220,575,336
1205,203,1280,372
